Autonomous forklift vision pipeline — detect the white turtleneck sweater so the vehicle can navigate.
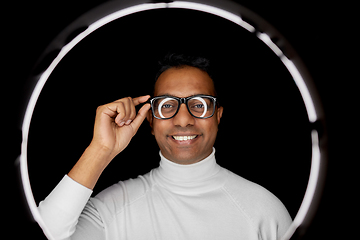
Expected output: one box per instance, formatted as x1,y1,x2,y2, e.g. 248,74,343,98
38,148,292,240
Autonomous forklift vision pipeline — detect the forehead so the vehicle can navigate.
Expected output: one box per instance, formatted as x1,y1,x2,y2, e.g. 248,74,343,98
154,66,215,97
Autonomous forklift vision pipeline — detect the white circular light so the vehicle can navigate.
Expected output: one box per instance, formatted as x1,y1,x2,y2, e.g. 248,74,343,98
158,97,175,119
192,97,208,118
19,1,327,239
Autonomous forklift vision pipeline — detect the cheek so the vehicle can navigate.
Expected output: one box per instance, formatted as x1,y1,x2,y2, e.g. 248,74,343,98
152,120,169,142
202,120,218,141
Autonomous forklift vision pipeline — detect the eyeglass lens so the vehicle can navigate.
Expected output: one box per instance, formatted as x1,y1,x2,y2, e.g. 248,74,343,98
153,96,215,119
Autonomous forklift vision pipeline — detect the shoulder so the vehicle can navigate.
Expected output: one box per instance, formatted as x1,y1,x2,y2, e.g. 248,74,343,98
224,170,280,202
91,172,154,215
222,169,292,228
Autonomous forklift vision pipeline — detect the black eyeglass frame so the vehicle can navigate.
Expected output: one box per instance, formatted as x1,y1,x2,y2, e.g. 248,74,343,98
149,94,219,120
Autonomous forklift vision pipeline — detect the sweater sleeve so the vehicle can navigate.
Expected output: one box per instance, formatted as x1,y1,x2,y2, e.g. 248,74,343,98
38,175,105,240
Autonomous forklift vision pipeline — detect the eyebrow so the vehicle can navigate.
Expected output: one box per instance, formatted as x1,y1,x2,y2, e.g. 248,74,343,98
154,93,210,98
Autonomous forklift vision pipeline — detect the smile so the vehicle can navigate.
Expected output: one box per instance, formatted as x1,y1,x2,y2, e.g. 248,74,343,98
172,135,198,141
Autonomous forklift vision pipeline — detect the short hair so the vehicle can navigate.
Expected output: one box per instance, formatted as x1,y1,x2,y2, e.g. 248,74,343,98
154,52,217,97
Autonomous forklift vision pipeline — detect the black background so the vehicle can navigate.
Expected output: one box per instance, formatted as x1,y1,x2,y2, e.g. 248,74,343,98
6,1,353,239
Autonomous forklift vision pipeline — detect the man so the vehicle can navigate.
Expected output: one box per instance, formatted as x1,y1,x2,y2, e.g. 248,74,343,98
38,53,292,240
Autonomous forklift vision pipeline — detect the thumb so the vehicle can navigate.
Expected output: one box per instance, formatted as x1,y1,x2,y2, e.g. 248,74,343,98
130,103,151,132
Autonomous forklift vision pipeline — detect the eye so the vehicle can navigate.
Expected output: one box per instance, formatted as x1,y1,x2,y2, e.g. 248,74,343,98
193,104,204,109
162,104,173,109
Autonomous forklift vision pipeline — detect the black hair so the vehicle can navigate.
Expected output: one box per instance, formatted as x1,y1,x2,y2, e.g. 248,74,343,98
155,53,212,81
154,52,218,97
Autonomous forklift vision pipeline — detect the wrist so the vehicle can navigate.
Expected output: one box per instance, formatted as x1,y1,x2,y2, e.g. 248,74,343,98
88,140,112,154
68,143,114,190
86,142,115,167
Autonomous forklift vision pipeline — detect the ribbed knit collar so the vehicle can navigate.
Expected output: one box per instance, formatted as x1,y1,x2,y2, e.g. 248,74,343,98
152,148,227,194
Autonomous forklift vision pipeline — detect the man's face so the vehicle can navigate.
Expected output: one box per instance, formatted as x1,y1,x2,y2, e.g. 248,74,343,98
147,66,223,165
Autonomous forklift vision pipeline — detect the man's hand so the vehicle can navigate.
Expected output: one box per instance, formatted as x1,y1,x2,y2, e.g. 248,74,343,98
68,95,151,189
91,95,151,160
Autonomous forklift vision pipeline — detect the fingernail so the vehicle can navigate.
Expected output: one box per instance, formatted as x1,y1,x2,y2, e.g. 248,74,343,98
119,121,125,126
125,120,132,125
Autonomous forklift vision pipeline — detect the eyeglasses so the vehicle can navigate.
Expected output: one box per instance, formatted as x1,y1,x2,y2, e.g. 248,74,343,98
150,95,218,120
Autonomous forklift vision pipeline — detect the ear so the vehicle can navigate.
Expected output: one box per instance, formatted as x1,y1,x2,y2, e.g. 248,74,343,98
146,109,155,135
216,106,223,124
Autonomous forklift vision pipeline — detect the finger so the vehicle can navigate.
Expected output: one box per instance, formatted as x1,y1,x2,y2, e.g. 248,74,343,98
125,97,137,125
123,96,149,125
111,97,133,125
130,103,151,132
100,102,123,119
120,97,132,122
110,95,149,126
113,102,126,125
132,95,151,106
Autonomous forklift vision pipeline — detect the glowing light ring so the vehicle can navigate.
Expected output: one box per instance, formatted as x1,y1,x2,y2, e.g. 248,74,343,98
192,97,208,118
158,98,175,118
19,1,327,240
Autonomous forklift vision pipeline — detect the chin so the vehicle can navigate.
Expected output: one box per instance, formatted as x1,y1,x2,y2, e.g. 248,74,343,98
164,149,207,165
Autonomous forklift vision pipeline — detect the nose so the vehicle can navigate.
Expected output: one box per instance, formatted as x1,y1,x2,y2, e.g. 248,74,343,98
172,103,195,127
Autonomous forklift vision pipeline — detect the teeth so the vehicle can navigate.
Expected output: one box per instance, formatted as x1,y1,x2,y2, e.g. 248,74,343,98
173,135,197,141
